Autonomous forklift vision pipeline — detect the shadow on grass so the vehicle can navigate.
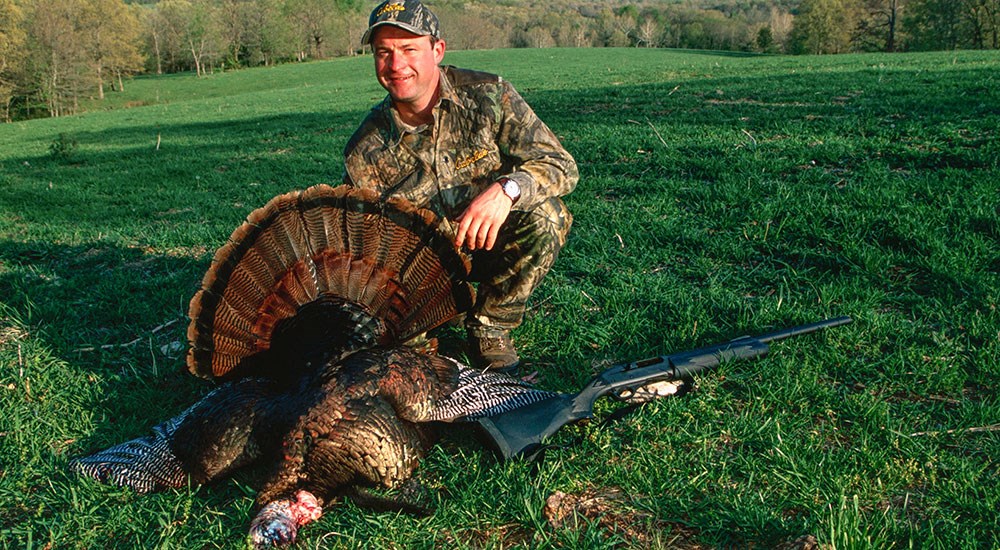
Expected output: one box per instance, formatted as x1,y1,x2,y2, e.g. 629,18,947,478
4,59,997,233
0,239,211,451
1,110,365,237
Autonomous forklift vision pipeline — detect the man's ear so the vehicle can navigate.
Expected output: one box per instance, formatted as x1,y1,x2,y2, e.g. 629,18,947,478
433,38,446,63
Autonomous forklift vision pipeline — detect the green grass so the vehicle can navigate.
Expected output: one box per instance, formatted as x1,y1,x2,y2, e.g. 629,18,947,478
1,48,998,548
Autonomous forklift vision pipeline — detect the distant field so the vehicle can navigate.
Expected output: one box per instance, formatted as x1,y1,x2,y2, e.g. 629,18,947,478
1,48,998,548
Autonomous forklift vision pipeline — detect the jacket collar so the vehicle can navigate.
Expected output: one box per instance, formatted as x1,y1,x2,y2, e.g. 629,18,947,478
377,66,470,144
437,66,467,109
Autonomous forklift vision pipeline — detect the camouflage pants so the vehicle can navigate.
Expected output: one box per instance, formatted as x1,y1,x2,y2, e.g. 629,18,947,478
464,196,572,337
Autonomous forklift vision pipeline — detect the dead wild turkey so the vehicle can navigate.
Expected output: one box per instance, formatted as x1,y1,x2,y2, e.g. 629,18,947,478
71,184,557,547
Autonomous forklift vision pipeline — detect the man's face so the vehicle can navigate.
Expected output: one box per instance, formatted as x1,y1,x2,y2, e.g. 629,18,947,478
372,26,446,111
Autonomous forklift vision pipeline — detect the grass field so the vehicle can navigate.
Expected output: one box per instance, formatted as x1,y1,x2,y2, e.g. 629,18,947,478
1,47,998,548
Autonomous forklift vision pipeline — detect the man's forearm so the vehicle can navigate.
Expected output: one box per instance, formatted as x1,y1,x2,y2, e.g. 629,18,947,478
497,82,578,210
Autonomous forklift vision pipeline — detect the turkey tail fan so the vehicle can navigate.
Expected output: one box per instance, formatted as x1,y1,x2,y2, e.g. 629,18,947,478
187,184,474,380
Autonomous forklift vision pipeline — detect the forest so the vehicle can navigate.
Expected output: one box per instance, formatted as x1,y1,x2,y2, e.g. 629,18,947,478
1,0,998,121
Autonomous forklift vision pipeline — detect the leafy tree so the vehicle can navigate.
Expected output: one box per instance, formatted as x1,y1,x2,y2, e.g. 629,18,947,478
905,0,999,49
854,0,904,51
158,0,221,76
141,4,168,74
768,5,795,50
698,9,751,50
280,0,363,59
283,0,337,58
7,0,1000,121
326,9,366,57
755,25,774,51
903,0,960,48
963,0,1000,48
549,10,593,47
214,0,294,67
24,0,92,116
613,9,638,46
255,0,299,65
591,7,631,47
434,3,507,50
79,0,145,98
0,0,26,121
789,0,861,54
636,16,661,47
216,0,247,66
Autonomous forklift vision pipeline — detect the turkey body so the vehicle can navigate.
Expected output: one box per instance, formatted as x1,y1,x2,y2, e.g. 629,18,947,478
253,347,480,504
70,185,556,547
174,345,526,490
160,347,459,497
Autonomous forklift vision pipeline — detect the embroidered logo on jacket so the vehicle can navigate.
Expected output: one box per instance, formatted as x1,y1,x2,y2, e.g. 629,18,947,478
455,149,489,170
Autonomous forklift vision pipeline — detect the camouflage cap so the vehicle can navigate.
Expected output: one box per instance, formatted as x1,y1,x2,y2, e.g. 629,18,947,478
362,0,441,45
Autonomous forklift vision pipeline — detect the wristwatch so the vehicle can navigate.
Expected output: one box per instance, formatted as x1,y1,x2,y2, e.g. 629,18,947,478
498,178,520,204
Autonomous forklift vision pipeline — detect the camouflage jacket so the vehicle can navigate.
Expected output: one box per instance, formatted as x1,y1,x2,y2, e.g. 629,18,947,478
342,66,578,222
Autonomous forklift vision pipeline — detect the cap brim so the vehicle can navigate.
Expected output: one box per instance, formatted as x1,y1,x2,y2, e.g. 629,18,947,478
362,21,432,45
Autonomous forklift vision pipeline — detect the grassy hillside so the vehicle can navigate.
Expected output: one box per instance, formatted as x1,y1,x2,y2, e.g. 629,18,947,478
1,48,998,548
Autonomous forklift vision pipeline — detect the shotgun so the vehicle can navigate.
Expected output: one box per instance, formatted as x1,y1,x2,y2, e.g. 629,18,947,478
477,316,852,460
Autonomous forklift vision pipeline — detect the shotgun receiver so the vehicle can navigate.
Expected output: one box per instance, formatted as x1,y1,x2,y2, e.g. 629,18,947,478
477,316,852,460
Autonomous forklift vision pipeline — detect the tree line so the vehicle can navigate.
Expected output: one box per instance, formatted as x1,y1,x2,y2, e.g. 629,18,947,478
1,0,998,121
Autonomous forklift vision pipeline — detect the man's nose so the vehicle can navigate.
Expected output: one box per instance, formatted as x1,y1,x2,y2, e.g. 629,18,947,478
389,52,407,71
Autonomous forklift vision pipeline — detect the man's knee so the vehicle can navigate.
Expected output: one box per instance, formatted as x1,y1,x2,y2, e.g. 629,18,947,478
509,197,572,254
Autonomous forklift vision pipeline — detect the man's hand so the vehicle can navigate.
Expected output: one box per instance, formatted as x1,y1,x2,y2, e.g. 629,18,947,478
453,182,513,251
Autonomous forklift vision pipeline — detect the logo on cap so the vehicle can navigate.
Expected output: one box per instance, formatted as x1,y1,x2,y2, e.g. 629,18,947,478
363,0,440,45
375,2,405,18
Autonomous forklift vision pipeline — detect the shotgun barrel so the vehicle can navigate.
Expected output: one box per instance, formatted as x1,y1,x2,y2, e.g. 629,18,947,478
477,316,852,460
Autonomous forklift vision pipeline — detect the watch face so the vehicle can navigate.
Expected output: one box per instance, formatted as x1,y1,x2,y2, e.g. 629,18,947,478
503,180,520,200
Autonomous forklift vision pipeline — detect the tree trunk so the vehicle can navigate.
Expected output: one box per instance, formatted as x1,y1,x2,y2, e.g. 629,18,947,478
190,40,203,76
886,0,898,52
153,32,163,75
49,54,59,117
97,65,105,99
986,1,999,48
312,34,322,58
